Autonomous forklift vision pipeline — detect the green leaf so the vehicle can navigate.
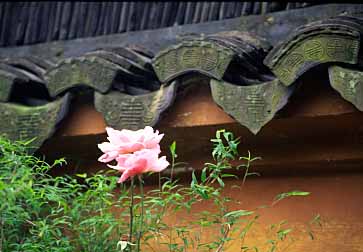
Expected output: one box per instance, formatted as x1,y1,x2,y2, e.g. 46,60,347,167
274,191,310,203
310,213,322,228
216,177,224,187
308,230,314,240
197,188,209,199
246,172,260,177
277,228,292,241
224,210,254,218
221,173,237,178
170,141,176,156
310,214,321,225
191,171,198,188
76,173,87,178
201,168,207,183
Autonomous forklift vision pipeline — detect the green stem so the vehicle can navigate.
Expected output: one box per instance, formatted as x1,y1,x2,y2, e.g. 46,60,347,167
170,153,175,182
242,159,250,186
0,217,3,252
137,175,144,252
158,173,161,197
129,177,135,252
169,227,172,252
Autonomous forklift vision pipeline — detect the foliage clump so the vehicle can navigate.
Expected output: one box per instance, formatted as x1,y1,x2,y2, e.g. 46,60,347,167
0,137,126,252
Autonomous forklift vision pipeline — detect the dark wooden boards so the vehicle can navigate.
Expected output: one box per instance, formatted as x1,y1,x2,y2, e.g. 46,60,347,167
0,2,321,47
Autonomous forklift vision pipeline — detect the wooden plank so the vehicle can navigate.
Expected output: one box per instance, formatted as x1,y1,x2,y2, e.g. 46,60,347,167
40,3,51,42
118,2,129,32
0,3,4,46
193,2,203,23
168,2,179,27
140,2,151,30
7,3,20,46
24,2,37,44
253,2,261,15
175,2,187,25
200,2,210,22
95,2,107,36
14,2,28,45
219,2,227,20
1,3,13,46
242,2,253,16
184,2,196,24
148,2,159,30
161,2,173,27
59,2,72,40
76,2,88,38
110,2,121,33
234,2,243,17
135,2,144,31
155,2,165,29
46,2,56,41
286,2,297,10
103,2,113,35
225,2,236,18
84,2,99,37
33,3,43,44
68,2,79,40
51,2,63,40
126,1,136,32
208,2,221,21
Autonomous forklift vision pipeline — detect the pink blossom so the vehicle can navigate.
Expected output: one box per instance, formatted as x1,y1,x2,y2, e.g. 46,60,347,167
97,126,169,183
98,126,164,163
108,149,169,183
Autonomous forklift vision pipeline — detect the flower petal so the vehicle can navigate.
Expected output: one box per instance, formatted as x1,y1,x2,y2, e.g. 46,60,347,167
117,158,148,183
98,151,119,163
98,142,116,153
107,164,127,172
149,156,170,172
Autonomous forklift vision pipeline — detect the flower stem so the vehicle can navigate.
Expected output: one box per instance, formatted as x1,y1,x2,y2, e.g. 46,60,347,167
137,175,144,252
0,217,4,252
129,177,135,252
158,173,161,197
170,153,175,182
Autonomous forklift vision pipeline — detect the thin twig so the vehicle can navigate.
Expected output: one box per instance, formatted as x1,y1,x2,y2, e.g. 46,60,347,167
137,175,144,252
170,150,175,182
129,177,135,252
215,223,232,252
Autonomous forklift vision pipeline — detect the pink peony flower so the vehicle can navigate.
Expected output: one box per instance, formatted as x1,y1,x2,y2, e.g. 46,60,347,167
108,149,169,183
98,126,164,163
97,126,169,183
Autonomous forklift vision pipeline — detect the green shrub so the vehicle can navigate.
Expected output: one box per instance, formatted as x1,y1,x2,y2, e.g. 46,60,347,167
0,137,127,252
